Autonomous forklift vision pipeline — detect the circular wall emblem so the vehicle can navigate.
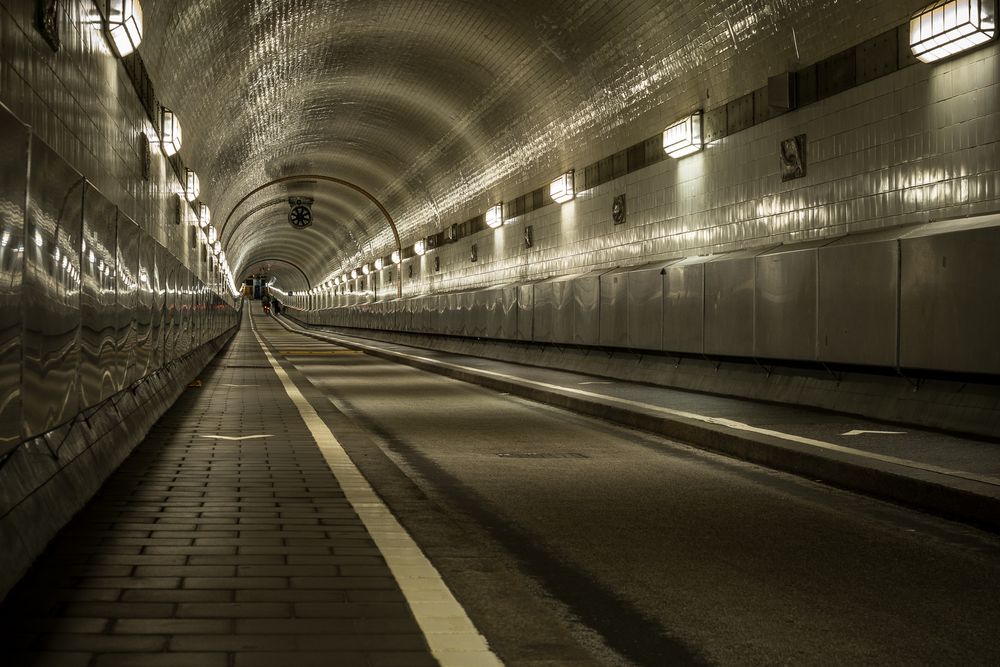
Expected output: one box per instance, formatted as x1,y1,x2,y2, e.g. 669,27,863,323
289,204,313,229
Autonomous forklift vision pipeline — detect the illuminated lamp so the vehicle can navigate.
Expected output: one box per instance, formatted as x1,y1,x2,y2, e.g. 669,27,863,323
485,203,503,229
161,108,182,156
549,171,575,204
662,111,703,158
185,168,200,202
108,0,144,57
351,269,359,279
212,241,221,255
910,0,996,63
362,263,371,275
207,225,218,244
374,258,383,271
391,250,401,264
199,203,211,228
414,239,426,256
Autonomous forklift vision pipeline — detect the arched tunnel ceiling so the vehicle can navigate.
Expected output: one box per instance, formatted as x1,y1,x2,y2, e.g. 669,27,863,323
139,0,923,286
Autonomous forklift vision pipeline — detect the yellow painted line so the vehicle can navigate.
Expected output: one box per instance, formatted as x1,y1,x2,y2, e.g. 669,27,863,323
250,312,501,666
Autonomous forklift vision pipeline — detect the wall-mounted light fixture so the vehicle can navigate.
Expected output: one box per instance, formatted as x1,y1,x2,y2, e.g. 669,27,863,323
374,258,384,271
185,168,200,202
414,239,426,256
362,263,371,275
161,107,182,156
391,250,401,264
351,269,359,279
199,203,211,228
909,0,996,62
108,0,144,57
549,171,575,204
207,225,218,245
212,241,221,255
662,111,703,158
485,203,504,229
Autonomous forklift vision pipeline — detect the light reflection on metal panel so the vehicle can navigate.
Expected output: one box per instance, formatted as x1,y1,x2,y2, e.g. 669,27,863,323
23,138,84,438
533,281,557,343
516,284,533,342
900,223,1000,375
499,286,518,340
754,247,819,361
573,273,602,346
135,233,155,377
663,262,705,355
0,108,27,454
705,256,756,358
116,215,140,389
627,265,669,351
818,238,898,367
80,184,119,407
149,243,166,371
599,269,628,348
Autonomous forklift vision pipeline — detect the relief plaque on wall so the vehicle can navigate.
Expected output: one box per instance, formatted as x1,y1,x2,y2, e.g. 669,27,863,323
780,134,807,181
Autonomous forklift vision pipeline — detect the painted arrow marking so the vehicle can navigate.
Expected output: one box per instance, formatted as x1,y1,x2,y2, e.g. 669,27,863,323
198,434,272,441
841,429,907,436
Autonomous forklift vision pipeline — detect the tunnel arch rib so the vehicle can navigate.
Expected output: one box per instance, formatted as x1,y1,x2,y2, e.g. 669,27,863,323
222,175,404,298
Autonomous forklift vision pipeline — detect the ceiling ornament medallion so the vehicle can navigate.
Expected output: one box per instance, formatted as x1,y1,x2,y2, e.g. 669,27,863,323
288,197,314,229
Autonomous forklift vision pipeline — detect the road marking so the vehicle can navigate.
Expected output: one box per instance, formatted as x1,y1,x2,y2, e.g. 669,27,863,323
198,434,271,441
842,430,907,437
579,381,613,385
250,312,501,666
277,349,363,356
274,318,1000,489
221,383,258,387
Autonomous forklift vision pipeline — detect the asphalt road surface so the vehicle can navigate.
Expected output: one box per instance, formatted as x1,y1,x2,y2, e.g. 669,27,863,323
256,313,1000,666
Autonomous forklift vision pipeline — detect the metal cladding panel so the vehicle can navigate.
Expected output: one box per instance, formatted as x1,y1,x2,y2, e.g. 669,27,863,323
705,257,755,357
161,252,178,363
180,271,194,355
148,243,166,371
470,290,487,337
627,267,665,351
499,286,519,340
0,108,27,454
663,263,705,354
573,275,601,346
23,138,84,438
80,185,119,407
532,282,556,343
754,249,818,361
599,269,628,348
516,284,533,341
818,239,898,367
900,224,1000,375
114,212,140,390
134,233,155,378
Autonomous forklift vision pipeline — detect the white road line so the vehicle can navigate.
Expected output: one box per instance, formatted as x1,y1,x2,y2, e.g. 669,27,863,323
250,312,502,666
277,318,1000,489
197,434,271,441
842,430,907,437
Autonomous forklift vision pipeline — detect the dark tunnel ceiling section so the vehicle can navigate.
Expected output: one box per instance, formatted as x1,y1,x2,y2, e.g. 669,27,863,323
139,0,925,284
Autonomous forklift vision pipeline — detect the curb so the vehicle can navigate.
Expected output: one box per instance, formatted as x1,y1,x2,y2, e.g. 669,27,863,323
274,315,1000,533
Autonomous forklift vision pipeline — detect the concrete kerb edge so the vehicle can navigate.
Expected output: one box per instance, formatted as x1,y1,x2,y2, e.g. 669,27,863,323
274,316,1000,533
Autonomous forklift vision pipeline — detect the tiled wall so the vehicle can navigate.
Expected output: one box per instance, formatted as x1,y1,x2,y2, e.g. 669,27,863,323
0,0,205,277
341,39,999,300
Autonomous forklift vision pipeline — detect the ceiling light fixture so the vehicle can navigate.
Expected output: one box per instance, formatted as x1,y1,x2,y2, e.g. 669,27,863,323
663,111,703,158
161,107,182,156
485,203,504,229
550,170,575,204
910,0,996,62
108,0,144,57
185,168,200,202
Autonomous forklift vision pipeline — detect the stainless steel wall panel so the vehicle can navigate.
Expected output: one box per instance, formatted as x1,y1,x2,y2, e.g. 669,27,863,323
499,286,518,340
161,253,178,363
148,243,166,371
469,290,486,338
79,184,119,408
516,284,533,342
115,217,140,390
533,281,556,343
134,233,156,378
817,238,898,367
599,269,628,348
627,266,667,351
754,248,818,361
900,222,1000,375
23,137,84,438
573,274,601,346
705,256,756,357
0,107,27,454
662,262,705,354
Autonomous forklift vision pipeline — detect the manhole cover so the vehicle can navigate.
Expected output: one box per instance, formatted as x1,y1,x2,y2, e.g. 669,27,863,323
496,452,589,459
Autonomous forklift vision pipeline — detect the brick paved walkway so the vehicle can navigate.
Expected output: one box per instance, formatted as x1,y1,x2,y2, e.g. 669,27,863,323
1,314,437,667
